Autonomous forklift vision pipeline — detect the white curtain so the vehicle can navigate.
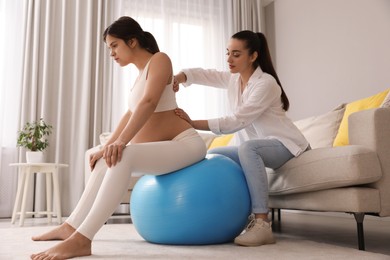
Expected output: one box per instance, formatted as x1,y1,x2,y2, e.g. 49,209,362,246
113,0,234,121
0,0,119,217
0,0,263,218
232,0,263,32
21,0,120,216
0,0,25,217
113,0,263,121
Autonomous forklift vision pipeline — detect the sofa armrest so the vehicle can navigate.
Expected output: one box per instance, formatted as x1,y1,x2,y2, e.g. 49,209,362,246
349,108,390,216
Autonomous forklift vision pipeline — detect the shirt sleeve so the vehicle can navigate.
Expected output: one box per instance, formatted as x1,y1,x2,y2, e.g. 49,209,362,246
208,77,281,135
181,68,231,89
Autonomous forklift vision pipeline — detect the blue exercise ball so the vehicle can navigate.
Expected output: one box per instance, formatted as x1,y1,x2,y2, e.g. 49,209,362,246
130,154,251,245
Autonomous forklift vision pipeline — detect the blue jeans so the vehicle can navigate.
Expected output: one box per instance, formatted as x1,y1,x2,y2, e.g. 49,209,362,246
208,139,294,214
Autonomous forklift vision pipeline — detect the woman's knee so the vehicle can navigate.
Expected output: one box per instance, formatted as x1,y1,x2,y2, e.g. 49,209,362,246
238,139,284,156
239,139,293,169
208,147,224,155
238,140,258,158
207,146,240,165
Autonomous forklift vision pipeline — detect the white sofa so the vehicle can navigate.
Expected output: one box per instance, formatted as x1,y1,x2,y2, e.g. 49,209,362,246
268,107,390,250
84,105,390,251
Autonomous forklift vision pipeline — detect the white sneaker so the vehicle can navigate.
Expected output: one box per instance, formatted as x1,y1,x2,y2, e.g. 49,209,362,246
234,214,276,247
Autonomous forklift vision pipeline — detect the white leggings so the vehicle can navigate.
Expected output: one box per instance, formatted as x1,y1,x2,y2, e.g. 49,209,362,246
66,128,207,240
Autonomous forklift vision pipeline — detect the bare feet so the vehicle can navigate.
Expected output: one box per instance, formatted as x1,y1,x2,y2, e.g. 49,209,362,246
30,231,91,260
32,222,76,241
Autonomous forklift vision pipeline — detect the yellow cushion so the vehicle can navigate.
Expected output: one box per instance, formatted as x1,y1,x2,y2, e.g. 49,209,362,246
208,134,234,150
333,89,389,146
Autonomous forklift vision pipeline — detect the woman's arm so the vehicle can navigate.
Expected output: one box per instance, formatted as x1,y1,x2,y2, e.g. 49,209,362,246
175,68,231,90
89,110,131,170
174,108,209,131
104,53,172,167
176,76,281,135
105,110,132,146
209,79,281,135
117,53,172,143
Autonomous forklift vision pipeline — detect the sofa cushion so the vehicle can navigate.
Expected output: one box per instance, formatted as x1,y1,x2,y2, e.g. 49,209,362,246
294,104,345,149
333,89,389,147
208,134,234,149
381,90,390,108
268,145,382,195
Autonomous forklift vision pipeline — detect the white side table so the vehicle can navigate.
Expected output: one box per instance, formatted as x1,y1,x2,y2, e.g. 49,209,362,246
10,163,68,226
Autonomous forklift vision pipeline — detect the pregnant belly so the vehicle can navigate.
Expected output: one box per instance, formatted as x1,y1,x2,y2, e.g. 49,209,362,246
131,110,192,143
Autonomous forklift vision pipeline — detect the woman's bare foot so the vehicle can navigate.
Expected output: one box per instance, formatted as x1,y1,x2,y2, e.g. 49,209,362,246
32,222,76,241
30,231,91,260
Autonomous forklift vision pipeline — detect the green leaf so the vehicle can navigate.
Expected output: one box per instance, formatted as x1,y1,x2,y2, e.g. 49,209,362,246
16,118,53,151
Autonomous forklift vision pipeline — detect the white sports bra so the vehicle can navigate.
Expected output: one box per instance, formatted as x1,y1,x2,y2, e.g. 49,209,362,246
128,59,178,112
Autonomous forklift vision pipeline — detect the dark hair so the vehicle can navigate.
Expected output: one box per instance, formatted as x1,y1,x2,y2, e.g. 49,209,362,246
232,30,289,111
103,16,159,54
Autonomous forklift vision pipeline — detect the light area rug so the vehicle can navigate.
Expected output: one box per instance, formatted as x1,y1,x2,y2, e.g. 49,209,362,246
0,224,389,260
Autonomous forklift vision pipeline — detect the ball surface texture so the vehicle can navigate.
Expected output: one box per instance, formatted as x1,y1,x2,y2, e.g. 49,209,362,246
130,154,251,245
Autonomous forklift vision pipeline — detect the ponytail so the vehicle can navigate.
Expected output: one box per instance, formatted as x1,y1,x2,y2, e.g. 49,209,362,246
255,32,289,111
141,31,159,54
103,16,160,54
232,31,290,111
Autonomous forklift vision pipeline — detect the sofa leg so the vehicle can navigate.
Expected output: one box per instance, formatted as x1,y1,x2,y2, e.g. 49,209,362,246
353,212,365,251
271,208,281,222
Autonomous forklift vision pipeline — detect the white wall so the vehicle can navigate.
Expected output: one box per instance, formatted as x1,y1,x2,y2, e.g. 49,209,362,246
266,0,390,120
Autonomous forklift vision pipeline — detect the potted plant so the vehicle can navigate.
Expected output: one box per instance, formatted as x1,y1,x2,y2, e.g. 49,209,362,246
17,118,53,163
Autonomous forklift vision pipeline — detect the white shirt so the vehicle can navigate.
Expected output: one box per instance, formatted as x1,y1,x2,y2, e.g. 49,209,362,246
182,67,309,156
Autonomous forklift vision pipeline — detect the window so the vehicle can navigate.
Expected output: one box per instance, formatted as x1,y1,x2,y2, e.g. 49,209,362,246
111,0,231,125
0,0,24,217
0,0,24,148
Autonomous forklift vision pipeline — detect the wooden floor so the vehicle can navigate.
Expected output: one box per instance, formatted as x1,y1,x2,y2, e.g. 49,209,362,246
1,210,389,256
